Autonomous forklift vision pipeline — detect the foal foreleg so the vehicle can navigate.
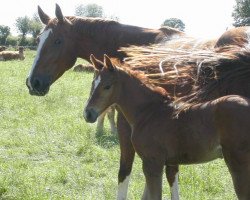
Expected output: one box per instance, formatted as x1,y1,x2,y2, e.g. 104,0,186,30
142,159,164,200
222,148,250,200
166,165,180,200
117,112,135,200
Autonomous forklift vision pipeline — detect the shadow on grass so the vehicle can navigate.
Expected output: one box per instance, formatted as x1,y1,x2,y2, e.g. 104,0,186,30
95,129,119,149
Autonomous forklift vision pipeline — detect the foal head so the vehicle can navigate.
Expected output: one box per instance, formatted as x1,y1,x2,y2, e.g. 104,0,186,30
26,4,77,96
84,55,120,123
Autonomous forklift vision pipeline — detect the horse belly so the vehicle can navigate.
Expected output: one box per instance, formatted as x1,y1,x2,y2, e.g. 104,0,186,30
167,120,223,165
171,144,223,165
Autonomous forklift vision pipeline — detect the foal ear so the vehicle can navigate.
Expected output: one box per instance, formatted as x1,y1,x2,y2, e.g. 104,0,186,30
38,5,51,25
104,54,115,71
55,4,71,25
90,54,104,70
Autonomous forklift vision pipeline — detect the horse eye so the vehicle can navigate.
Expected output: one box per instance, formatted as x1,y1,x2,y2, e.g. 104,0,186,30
54,39,61,45
104,85,111,90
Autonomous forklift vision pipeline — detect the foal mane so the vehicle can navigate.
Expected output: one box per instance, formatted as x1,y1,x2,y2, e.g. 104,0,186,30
113,60,170,99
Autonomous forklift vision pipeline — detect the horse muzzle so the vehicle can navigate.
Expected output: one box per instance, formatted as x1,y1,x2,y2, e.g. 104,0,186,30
26,77,50,96
84,108,98,123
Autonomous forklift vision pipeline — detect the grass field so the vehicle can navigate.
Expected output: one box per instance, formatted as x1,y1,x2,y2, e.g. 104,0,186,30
0,50,236,199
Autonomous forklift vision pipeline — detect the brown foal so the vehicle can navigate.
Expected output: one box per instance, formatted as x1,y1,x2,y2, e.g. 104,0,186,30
84,55,250,200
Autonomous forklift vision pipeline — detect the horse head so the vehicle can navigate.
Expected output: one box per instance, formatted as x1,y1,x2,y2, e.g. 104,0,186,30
84,55,119,123
26,4,77,96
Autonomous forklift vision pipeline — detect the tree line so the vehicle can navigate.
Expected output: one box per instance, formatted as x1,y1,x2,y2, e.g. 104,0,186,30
0,1,249,47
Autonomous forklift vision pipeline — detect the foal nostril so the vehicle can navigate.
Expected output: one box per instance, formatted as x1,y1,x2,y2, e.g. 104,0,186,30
85,110,91,119
84,108,98,123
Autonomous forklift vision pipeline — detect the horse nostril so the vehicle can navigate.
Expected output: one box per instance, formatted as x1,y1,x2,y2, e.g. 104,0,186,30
25,78,30,89
85,109,92,120
33,78,42,90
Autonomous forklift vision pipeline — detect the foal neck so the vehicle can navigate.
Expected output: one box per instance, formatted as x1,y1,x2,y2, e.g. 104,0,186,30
116,68,171,126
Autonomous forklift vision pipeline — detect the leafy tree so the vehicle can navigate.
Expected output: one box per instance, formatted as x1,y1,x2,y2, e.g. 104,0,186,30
75,3,104,18
15,16,31,45
6,35,18,46
161,18,185,31
29,14,43,45
15,16,30,37
232,0,250,26
0,25,10,45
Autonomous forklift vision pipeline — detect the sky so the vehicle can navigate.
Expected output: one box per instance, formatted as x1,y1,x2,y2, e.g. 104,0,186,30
0,0,236,39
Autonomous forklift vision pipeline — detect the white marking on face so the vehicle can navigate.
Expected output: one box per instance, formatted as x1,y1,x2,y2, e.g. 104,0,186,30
93,75,101,91
117,175,130,200
27,28,52,89
171,172,179,200
83,75,101,116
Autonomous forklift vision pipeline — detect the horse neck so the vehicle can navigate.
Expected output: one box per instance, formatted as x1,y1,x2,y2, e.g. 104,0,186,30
116,69,170,126
72,18,165,61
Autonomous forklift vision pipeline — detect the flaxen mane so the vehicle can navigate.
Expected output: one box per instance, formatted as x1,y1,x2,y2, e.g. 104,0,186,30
121,39,250,112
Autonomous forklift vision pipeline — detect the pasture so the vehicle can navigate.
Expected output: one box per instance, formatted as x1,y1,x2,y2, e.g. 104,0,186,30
0,50,236,199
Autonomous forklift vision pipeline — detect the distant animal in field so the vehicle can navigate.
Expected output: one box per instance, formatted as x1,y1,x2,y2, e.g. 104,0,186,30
73,64,94,72
0,47,25,61
0,46,6,52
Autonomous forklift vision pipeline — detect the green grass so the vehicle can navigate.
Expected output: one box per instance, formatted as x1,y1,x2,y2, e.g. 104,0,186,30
0,51,236,199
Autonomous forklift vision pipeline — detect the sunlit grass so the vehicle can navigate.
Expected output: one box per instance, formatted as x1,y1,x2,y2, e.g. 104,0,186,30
0,51,236,199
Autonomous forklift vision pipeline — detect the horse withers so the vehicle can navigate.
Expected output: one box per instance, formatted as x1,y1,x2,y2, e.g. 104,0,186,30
84,54,250,200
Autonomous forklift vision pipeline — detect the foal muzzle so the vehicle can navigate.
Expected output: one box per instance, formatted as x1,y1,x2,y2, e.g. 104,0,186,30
84,108,98,123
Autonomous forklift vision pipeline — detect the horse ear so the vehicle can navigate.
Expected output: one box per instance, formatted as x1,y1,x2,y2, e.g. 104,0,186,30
90,54,104,70
55,4,71,24
104,54,115,71
38,5,51,25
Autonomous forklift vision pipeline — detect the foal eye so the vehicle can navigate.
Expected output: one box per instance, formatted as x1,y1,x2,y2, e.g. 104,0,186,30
54,39,61,45
104,85,111,90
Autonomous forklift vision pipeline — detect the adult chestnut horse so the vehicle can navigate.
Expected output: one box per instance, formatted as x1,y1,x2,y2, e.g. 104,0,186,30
84,55,250,200
25,4,183,135
25,4,185,199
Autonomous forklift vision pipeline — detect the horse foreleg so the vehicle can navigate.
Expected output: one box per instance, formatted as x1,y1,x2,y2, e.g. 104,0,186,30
166,165,180,200
142,159,164,200
107,105,117,134
96,111,106,134
222,148,250,200
117,112,135,200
